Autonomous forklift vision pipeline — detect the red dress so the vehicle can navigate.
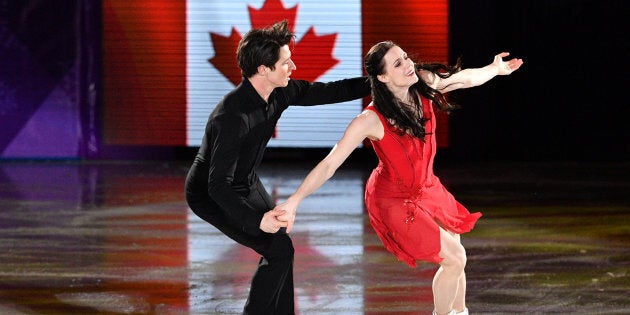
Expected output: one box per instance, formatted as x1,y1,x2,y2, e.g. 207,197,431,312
364,97,482,267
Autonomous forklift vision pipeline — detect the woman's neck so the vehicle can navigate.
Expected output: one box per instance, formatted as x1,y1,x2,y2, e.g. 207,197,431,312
391,87,412,105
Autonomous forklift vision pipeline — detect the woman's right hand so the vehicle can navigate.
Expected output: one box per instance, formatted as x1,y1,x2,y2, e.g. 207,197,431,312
259,209,288,233
275,199,299,233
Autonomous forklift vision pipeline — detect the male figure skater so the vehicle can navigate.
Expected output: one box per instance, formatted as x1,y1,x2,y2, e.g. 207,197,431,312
184,20,369,314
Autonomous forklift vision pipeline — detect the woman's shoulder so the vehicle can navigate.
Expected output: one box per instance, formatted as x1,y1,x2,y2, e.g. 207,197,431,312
361,104,384,121
359,106,380,120
363,103,379,114
352,106,384,141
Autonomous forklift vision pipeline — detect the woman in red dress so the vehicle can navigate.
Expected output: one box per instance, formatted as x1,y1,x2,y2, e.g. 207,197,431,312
276,41,523,315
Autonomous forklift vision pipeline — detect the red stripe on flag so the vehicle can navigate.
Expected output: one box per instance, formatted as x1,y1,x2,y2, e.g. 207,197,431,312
103,1,187,145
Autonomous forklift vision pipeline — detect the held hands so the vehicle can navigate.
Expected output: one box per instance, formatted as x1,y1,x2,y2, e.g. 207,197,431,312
273,198,299,233
259,209,288,233
493,52,524,75
259,197,299,234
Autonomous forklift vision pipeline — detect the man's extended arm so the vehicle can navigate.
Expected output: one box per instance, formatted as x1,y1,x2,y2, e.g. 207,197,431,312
284,76,370,106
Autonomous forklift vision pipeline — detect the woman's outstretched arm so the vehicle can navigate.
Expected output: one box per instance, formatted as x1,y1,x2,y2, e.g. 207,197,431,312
275,110,382,232
421,52,523,93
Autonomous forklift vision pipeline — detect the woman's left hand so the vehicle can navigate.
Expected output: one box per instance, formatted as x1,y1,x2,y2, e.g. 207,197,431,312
494,52,524,75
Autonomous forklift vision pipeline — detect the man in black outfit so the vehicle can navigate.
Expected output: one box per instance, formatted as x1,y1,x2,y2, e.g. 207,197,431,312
184,20,369,314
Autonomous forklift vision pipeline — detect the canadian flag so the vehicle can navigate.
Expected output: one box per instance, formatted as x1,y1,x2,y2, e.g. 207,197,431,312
103,0,449,147
187,0,363,147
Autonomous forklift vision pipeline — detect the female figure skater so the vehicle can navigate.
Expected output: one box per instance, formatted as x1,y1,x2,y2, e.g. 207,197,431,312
274,41,523,314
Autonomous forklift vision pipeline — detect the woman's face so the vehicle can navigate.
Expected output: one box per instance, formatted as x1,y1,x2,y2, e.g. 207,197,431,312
377,46,418,91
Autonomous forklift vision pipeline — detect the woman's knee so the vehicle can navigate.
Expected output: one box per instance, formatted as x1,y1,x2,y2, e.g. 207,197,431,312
440,246,466,272
439,231,467,271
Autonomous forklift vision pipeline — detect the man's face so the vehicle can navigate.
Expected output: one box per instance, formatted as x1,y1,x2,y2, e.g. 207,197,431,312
265,45,296,88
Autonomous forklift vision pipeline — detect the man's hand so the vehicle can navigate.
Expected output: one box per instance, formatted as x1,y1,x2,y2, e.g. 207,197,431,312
259,209,288,233
274,199,299,233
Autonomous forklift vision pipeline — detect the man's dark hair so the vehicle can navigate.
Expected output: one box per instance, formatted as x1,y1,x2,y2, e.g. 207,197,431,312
236,20,295,78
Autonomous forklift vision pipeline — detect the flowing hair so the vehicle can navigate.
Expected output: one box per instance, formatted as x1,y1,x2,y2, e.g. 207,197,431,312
364,41,462,139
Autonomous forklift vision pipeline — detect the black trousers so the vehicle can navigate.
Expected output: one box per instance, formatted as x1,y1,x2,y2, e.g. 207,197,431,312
185,163,295,315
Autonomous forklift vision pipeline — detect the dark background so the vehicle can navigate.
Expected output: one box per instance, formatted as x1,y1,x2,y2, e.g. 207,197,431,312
446,0,628,161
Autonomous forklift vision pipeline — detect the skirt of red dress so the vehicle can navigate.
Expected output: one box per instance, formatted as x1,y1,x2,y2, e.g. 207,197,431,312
364,173,482,268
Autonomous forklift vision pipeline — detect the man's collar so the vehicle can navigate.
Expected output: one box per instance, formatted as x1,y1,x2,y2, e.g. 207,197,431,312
240,77,269,109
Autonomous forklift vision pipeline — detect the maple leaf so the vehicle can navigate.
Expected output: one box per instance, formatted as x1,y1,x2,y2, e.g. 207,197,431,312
290,27,339,81
208,0,339,85
248,0,297,32
208,28,243,86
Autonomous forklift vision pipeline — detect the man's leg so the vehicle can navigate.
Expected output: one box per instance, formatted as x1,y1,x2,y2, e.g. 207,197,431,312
243,181,295,314
186,180,295,314
244,233,294,315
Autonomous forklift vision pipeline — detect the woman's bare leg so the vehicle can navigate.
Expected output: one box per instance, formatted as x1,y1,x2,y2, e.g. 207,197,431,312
432,228,466,315
451,232,467,313
452,271,467,313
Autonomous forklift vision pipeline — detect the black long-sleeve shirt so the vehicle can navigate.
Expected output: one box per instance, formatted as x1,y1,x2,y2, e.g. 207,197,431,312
191,77,370,235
